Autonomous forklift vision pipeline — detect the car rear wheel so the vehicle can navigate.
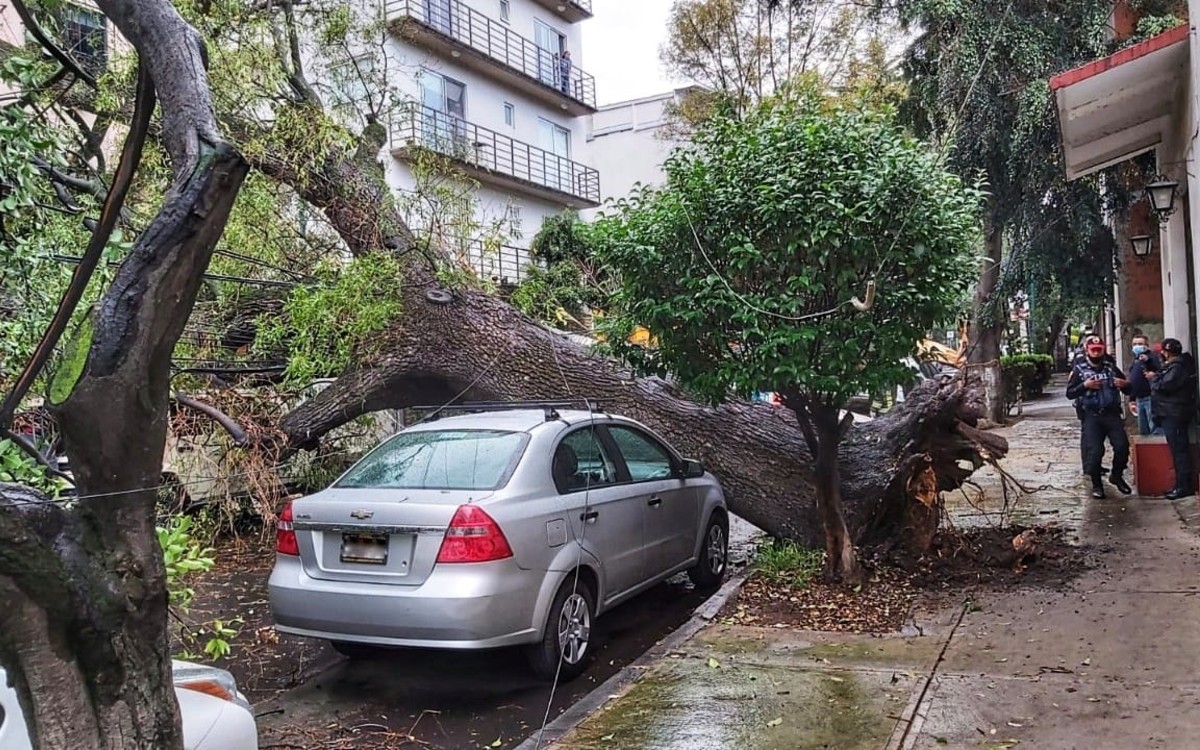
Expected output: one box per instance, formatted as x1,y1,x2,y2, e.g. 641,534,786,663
526,577,595,682
687,513,728,592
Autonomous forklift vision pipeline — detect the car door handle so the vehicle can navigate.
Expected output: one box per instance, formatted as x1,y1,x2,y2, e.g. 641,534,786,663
581,511,599,522
647,496,662,507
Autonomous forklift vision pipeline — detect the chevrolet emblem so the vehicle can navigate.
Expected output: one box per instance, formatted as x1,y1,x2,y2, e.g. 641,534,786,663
350,509,374,520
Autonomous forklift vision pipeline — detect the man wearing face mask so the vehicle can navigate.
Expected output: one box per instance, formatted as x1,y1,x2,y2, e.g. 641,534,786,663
1127,334,1162,436
1067,335,1132,498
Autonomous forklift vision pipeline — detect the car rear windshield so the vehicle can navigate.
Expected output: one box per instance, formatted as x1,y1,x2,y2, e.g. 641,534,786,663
335,429,527,490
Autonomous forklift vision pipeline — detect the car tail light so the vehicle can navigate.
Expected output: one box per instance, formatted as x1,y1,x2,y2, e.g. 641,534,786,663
436,505,513,563
276,501,299,556
173,663,251,711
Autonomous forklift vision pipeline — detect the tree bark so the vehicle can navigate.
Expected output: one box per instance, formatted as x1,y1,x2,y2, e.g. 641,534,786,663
807,402,862,584
0,2,248,748
969,213,1006,422
277,287,1008,549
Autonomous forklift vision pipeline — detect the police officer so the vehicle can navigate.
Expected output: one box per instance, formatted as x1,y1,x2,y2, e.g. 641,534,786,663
1066,335,1132,498
1071,334,1114,475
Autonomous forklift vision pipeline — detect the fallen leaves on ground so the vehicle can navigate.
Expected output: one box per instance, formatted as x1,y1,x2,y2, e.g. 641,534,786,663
720,567,917,633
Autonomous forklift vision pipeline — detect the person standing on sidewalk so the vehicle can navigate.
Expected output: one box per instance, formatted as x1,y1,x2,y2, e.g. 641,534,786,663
1067,335,1132,498
1128,334,1163,435
1148,337,1196,499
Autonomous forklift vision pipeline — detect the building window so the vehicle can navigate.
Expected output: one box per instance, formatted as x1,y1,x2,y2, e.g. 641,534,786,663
330,55,374,111
60,4,107,77
505,203,522,237
503,102,515,127
500,0,511,22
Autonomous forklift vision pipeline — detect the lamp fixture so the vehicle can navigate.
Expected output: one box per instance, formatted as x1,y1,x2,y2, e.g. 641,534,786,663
1130,234,1153,262
1145,175,1179,221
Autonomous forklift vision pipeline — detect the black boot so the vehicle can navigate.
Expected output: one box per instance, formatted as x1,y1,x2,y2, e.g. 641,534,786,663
1165,487,1194,500
1110,474,1132,495
1091,483,1105,499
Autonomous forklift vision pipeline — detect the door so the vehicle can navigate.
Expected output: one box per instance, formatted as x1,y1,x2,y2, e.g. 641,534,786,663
537,118,571,192
534,20,564,88
554,427,644,603
419,70,467,154
605,425,699,576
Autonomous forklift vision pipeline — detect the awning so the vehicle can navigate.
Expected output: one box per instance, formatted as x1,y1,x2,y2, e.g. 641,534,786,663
1050,24,1190,179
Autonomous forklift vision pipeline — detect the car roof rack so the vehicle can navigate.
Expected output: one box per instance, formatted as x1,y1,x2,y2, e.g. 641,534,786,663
411,399,608,422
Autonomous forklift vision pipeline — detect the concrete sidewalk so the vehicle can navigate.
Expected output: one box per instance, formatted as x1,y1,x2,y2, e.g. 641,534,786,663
536,395,1200,750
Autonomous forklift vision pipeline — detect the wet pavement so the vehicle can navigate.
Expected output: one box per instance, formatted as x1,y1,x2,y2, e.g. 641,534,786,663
544,386,1200,750
256,515,763,749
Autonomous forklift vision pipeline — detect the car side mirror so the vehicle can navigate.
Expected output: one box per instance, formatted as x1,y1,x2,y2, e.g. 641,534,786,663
680,458,705,479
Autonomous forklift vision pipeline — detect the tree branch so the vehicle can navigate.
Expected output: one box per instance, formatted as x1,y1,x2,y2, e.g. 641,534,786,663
174,393,248,446
0,66,154,429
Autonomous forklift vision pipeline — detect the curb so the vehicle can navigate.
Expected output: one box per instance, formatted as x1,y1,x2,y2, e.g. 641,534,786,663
512,565,754,750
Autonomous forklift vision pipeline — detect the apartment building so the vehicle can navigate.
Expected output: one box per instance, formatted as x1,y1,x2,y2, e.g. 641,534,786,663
584,87,699,218
379,0,600,283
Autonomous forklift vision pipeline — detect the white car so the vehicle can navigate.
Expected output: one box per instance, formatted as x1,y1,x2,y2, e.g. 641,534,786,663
0,660,257,749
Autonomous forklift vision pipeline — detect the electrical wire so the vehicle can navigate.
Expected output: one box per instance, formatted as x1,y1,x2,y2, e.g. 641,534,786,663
532,330,599,748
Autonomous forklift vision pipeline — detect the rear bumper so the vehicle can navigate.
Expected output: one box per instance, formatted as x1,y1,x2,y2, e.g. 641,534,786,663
268,555,546,649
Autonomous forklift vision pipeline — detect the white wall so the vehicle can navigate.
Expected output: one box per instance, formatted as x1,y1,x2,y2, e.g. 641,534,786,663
583,89,690,218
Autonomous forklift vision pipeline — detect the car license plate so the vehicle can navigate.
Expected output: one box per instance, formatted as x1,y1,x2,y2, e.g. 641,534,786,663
340,533,389,564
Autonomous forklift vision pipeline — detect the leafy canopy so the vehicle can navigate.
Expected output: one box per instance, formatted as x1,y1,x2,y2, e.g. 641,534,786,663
594,95,982,407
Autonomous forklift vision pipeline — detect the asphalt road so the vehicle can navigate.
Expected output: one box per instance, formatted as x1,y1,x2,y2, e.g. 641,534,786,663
256,516,761,750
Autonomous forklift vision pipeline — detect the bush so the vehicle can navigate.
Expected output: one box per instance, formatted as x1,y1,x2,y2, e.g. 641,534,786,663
1001,353,1054,413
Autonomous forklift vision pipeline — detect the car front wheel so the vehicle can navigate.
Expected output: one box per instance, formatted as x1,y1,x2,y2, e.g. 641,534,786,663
526,577,595,682
687,513,729,592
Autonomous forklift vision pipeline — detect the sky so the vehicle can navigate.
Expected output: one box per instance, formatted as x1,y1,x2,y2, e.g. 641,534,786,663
581,3,690,105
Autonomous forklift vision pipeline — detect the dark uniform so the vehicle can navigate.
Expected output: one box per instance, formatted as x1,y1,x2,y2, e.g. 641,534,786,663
1150,338,1196,499
1071,348,1114,474
1066,339,1132,498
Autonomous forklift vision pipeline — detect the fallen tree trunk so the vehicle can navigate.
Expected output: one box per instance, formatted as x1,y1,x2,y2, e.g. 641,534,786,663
236,106,1009,549
279,287,1008,548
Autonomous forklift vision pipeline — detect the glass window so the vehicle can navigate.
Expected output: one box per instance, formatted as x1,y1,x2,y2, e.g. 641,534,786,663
553,428,617,494
503,102,515,127
336,430,527,490
330,55,374,110
500,0,511,22
608,426,675,481
61,5,107,77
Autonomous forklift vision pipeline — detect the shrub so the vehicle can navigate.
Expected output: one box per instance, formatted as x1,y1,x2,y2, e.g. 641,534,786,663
1001,353,1054,413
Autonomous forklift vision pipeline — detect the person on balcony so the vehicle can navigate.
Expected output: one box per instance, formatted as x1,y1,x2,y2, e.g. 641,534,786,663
559,49,572,96
1148,338,1196,500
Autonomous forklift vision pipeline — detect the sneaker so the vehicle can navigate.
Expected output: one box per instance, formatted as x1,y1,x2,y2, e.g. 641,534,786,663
1091,485,1105,499
1110,476,1132,495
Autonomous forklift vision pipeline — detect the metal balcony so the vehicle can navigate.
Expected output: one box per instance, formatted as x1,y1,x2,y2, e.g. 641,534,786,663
390,102,601,208
386,0,597,115
529,0,593,23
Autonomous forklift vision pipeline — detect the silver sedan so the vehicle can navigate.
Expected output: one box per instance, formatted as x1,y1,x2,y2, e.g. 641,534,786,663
268,405,729,680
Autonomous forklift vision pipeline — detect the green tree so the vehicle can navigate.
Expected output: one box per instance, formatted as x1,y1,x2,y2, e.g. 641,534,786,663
662,0,905,129
891,0,1114,417
593,96,982,581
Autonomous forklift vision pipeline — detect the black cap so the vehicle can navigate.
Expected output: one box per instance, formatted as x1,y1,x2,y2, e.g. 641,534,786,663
1163,338,1183,355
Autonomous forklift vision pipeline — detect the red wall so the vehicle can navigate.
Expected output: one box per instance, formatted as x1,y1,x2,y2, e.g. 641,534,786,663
1120,201,1165,324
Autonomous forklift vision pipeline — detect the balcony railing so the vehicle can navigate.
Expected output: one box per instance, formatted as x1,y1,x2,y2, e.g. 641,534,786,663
391,102,601,206
386,0,596,110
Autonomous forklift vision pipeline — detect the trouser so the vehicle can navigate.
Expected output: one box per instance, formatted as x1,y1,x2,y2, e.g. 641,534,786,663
1136,396,1163,436
1160,416,1193,493
1082,412,1128,486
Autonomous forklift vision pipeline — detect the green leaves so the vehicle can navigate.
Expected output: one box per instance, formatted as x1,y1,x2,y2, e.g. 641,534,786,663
255,252,404,385
594,97,982,410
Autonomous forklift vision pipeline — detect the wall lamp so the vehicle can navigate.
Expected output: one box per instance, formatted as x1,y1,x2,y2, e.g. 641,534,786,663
1146,176,1179,221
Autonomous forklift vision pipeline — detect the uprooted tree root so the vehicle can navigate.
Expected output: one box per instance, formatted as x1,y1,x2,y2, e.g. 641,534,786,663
886,524,1091,591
